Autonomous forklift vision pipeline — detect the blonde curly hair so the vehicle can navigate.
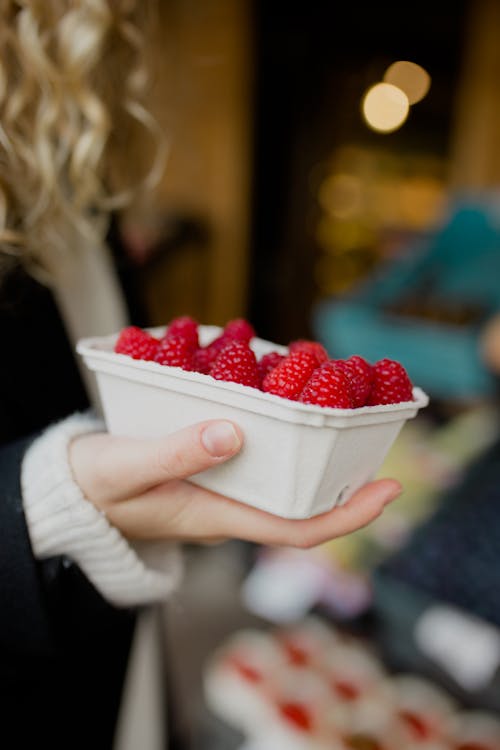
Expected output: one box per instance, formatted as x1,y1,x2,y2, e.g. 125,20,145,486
0,0,164,280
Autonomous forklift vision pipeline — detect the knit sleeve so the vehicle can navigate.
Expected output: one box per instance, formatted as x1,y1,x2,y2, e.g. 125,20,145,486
21,413,183,608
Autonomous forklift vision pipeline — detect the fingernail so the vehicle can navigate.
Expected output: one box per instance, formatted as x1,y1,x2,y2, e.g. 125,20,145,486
201,422,241,457
384,484,402,504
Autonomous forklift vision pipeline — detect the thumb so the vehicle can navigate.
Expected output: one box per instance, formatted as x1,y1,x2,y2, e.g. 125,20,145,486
71,420,243,506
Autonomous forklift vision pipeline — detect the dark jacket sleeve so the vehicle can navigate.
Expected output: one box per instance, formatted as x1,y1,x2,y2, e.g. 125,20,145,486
0,262,142,746
0,433,136,748
0,434,54,656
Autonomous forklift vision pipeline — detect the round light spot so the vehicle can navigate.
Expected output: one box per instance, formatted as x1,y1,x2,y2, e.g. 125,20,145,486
318,173,363,219
362,83,410,133
384,60,431,105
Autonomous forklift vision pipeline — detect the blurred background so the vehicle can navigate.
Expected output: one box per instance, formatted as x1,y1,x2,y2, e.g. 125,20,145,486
113,0,500,747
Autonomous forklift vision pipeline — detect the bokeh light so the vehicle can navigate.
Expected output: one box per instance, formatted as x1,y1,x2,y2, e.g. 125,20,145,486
362,83,410,133
384,60,431,104
318,173,364,219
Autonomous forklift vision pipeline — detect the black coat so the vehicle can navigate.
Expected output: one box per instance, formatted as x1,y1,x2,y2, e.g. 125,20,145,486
0,265,136,748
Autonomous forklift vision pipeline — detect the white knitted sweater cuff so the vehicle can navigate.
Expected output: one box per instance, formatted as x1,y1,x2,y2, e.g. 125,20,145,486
21,413,183,608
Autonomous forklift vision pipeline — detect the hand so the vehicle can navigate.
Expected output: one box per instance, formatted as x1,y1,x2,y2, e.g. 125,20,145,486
69,420,401,548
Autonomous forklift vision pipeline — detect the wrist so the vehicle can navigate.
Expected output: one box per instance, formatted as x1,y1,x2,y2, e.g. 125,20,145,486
21,413,182,607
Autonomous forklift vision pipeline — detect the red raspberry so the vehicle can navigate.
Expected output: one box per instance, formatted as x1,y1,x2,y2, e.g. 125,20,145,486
114,326,159,360
192,346,212,374
154,334,196,369
299,363,353,408
195,319,256,375
367,358,413,405
278,702,313,732
166,316,199,347
209,340,260,388
205,334,230,360
196,318,255,374
223,318,255,342
257,351,286,386
335,355,373,407
262,350,318,400
192,336,227,375
289,339,329,365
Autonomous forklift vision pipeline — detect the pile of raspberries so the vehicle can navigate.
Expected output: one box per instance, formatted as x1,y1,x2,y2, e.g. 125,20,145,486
114,316,414,408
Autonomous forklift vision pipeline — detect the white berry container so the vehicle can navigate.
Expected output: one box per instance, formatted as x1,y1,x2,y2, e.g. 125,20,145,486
77,325,429,519
446,711,500,749
203,630,285,732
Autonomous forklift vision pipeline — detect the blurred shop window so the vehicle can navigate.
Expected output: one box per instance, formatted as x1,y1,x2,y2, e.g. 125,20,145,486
117,0,254,328
312,146,447,297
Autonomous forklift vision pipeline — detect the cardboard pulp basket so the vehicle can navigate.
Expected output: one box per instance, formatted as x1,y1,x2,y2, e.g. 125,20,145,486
77,326,429,519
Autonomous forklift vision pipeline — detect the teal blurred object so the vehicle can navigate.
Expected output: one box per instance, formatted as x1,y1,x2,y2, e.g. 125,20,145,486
313,197,500,399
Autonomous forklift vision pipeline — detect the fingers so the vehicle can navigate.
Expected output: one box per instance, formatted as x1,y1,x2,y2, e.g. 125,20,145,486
279,478,402,547
105,477,402,546
210,478,402,548
69,420,243,507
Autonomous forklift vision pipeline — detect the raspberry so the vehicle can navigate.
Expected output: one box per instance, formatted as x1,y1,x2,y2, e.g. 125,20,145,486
335,355,373,407
262,350,318,400
228,657,263,684
195,319,256,375
278,702,313,732
366,358,413,405
223,318,255,342
192,346,213,374
192,336,227,375
398,711,431,740
209,340,260,388
289,339,329,365
257,351,286,386
114,326,159,360
205,334,230,361
299,363,353,408
166,315,199,347
199,318,255,372
154,334,196,369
